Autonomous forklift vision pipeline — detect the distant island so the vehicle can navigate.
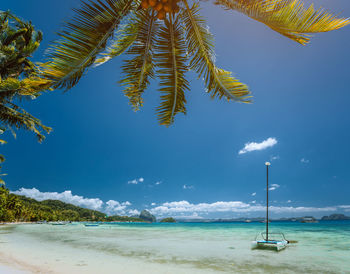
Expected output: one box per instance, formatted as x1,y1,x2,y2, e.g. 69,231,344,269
176,215,350,223
321,214,350,220
160,217,176,223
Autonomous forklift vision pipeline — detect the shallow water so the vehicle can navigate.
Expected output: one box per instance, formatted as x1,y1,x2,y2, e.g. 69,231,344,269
1,221,350,273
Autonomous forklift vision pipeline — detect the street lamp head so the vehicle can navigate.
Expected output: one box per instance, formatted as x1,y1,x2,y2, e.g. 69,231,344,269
265,162,271,166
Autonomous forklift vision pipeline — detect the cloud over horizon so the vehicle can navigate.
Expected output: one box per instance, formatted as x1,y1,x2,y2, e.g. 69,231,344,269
12,188,136,216
11,188,350,219
149,200,342,217
239,137,277,155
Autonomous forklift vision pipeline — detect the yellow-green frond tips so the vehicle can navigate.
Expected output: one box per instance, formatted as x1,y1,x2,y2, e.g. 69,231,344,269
155,15,189,126
182,1,251,102
215,0,350,45
120,10,160,111
43,0,134,89
94,13,140,66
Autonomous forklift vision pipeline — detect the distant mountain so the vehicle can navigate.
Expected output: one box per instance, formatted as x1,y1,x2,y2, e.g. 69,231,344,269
139,210,156,222
321,214,350,221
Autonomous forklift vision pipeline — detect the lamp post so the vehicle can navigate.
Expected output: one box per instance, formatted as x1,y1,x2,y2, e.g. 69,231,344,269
265,161,271,241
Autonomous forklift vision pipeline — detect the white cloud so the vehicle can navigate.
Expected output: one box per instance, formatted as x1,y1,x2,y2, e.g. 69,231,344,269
155,181,162,185
151,202,156,206
287,200,292,203
338,205,350,209
271,155,280,161
105,200,132,215
12,188,103,210
269,184,280,191
149,200,339,217
239,137,277,155
251,192,256,196
11,188,136,216
128,178,144,185
183,184,194,190
128,209,140,216
301,158,310,164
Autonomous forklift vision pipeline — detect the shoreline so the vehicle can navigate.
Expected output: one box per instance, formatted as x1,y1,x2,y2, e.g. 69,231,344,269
0,250,49,274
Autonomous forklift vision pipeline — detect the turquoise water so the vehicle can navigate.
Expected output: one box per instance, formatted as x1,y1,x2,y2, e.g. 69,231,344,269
1,221,350,273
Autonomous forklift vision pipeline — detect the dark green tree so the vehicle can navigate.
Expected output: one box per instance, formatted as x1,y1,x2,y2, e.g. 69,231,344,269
0,11,51,142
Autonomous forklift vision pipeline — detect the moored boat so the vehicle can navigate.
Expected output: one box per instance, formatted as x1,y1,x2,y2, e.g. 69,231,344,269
251,232,288,251
251,162,290,251
84,223,99,227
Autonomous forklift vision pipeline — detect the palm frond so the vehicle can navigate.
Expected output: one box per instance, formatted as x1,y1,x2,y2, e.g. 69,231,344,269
215,0,350,45
120,10,160,111
94,13,140,65
155,15,189,126
0,77,51,99
43,0,134,89
181,1,251,102
0,101,51,142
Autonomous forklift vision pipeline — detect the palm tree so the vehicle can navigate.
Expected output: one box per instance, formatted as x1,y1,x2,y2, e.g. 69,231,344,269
0,11,52,142
43,0,349,125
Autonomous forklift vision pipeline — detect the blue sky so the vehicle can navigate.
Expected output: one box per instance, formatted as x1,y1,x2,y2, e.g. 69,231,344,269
3,0,350,218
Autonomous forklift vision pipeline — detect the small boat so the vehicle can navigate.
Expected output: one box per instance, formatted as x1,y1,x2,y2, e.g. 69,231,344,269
251,162,290,251
84,223,99,227
51,221,67,225
251,232,288,251
300,216,319,223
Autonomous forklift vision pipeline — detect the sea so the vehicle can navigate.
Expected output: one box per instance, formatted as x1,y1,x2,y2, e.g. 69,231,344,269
0,221,349,273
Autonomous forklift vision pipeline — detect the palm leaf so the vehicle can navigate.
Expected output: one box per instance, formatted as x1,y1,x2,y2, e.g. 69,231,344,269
181,1,251,102
215,0,350,45
43,0,134,89
0,101,51,142
155,15,189,126
120,10,160,111
94,13,140,65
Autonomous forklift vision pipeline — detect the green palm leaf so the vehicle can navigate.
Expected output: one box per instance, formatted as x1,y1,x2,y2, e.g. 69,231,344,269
94,13,140,65
0,101,51,142
181,1,251,102
120,10,160,111
43,0,134,89
155,15,189,126
215,0,350,45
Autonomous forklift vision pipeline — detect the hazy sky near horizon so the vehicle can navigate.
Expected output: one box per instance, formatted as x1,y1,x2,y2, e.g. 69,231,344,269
3,0,350,218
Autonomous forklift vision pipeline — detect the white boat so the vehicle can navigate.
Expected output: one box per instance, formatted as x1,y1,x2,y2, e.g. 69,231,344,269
84,223,99,227
251,162,289,251
251,232,288,251
51,221,67,225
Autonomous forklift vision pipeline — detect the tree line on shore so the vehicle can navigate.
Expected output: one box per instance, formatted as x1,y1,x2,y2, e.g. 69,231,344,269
0,185,144,222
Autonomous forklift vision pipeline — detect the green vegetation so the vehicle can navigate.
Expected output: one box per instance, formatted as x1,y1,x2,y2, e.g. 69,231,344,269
0,11,51,142
0,11,52,187
105,215,144,222
42,0,349,125
160,217,176,223
0,185,144,222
